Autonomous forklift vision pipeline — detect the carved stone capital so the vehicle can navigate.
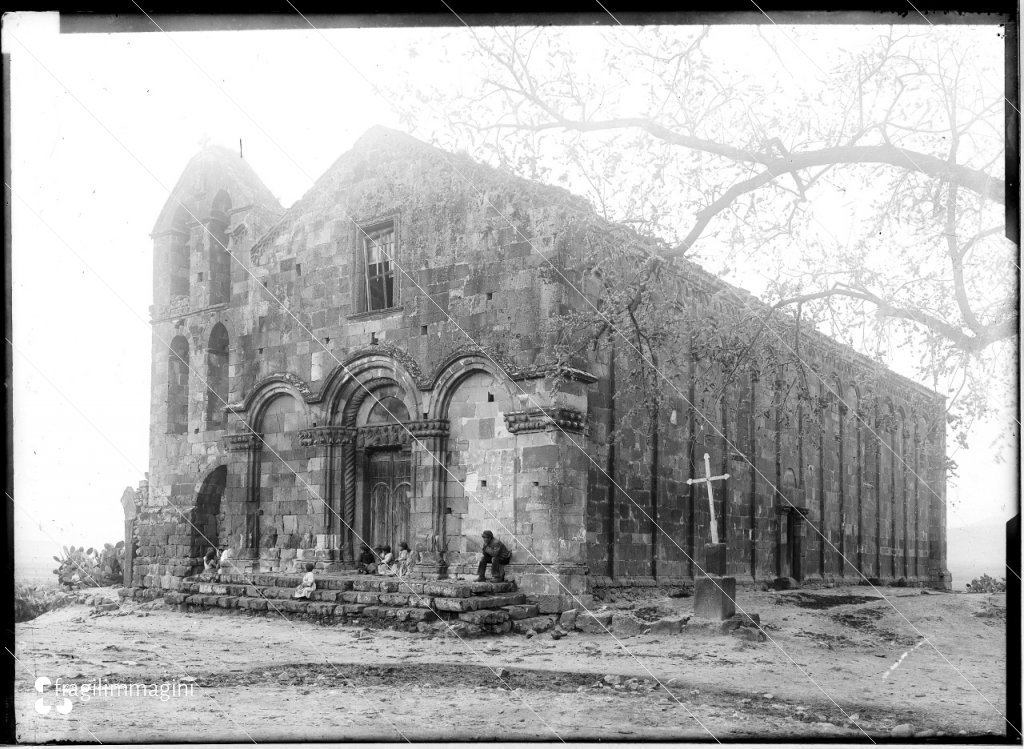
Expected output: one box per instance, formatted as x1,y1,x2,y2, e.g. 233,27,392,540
225,433,263,452
504,407,587,435
298,426,355,447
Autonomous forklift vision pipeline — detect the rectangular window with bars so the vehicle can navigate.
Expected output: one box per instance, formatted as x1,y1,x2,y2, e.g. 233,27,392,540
361,225,396,311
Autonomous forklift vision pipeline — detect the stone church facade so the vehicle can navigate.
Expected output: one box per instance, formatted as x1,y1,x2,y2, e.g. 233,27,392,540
130,127,950,609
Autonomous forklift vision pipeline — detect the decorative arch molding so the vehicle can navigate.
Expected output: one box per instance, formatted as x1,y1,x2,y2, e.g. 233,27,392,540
316,351,424,411
230,373,314,431
231,372,314,414
338,377,416,429
427,354,512,421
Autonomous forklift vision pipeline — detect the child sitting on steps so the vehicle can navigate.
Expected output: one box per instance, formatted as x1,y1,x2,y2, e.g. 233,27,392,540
293,562,316,599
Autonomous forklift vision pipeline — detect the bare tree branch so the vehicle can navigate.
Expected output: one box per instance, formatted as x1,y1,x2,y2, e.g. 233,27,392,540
771,285,1016,353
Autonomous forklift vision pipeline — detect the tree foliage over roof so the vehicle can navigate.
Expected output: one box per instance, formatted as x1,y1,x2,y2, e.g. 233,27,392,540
396,23,1014,454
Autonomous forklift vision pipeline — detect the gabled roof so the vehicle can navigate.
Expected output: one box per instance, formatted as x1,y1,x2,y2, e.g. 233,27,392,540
240,125,941,404
247,125,593,259
152,144,283,235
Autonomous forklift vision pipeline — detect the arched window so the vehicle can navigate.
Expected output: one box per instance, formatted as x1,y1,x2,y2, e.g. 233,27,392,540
205,324,229,429
169,206,191,299
167,335,190,434
208,190,232,305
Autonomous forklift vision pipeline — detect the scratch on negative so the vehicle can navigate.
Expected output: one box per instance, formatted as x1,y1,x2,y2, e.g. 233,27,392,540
882,637,929,680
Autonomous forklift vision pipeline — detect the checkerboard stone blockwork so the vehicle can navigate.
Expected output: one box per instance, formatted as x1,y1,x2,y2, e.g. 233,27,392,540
121,126,951,611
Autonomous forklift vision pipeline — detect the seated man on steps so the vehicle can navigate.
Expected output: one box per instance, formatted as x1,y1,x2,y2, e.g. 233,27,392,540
477,530,511,583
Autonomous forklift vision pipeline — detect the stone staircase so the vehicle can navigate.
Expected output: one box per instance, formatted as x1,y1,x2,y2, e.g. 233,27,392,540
162,573,535,636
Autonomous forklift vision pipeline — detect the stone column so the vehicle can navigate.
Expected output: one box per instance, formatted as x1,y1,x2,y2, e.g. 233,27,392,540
408,419,450,578
298,425,354,569
342,436,358,564
224,433,262,570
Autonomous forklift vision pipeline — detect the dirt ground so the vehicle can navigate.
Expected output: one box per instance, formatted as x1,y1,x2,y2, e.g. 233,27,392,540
13,584,1012,742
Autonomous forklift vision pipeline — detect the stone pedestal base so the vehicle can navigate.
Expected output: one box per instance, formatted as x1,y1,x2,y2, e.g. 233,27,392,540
411,553,449,579
224,558,258,574
516,565,591,613
703,543,727,575
694,575,736,620
319,561,355,573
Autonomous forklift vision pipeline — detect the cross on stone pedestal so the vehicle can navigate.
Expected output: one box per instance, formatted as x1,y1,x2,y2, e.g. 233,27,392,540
686,452,737,621
686,452,730,545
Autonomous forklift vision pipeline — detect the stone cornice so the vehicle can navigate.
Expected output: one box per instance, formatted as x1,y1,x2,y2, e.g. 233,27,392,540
150,228,189,240
509,364,599,385
504,407,587,435
151,302,229,325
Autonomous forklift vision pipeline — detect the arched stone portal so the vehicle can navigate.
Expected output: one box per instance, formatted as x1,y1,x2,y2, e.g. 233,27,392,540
193,465,227,561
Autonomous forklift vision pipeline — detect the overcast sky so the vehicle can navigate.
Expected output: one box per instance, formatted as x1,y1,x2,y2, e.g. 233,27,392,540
5,13,1015,585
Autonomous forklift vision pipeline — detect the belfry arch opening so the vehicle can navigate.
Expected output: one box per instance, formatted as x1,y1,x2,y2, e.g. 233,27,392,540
208,189,232,305
167,335,190,434
205,323,229,429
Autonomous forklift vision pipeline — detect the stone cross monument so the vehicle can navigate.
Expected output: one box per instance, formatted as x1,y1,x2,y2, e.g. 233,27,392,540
687,452,736,620
686,452,729,545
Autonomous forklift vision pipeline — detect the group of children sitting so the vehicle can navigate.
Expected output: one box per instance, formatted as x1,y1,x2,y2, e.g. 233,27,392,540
292,541,414,600
197,542,416,601
200,547,233,581
357,541,413,577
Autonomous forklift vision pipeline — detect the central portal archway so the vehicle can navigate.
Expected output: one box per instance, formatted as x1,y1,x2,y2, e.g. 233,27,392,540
359,393,412,552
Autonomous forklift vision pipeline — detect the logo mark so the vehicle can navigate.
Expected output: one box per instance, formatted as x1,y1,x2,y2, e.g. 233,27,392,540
34,677,73,715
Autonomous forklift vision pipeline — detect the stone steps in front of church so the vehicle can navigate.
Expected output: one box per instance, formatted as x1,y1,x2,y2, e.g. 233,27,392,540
161,574,530,636
216,572,517,597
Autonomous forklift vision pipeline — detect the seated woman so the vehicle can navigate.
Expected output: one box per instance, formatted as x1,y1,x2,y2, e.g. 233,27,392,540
377,545,396,576
199,548,219,581
293,562,316,599
357,544,376,574
216,546,235,579
396,541,413,577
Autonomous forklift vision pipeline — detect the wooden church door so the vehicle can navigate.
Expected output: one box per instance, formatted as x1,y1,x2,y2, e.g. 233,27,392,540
366,448,411,551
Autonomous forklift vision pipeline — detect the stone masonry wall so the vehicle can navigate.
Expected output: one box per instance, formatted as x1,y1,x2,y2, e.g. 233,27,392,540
583,269,948,588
